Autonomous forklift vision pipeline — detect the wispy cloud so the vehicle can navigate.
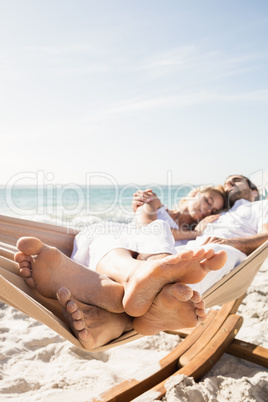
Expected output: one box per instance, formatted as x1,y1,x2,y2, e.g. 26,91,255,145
20,41,267,84
135,45,267,82
81,89,268,122
140,45,198,72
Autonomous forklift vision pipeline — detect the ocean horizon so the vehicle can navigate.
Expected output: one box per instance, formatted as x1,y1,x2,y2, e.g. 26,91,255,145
0,184,195,228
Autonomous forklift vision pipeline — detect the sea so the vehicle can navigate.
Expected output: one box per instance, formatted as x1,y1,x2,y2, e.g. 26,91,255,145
0,184,194,229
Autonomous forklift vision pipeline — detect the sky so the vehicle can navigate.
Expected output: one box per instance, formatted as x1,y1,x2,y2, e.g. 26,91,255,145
0,0,268,188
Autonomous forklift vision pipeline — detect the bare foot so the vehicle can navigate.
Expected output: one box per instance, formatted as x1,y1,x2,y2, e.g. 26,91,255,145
56,287,133,350
133,283,206,335
123,248,227,317
14,237,124,313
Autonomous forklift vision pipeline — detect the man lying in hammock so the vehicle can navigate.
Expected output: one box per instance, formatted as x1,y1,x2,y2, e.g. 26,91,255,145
15,175,268,350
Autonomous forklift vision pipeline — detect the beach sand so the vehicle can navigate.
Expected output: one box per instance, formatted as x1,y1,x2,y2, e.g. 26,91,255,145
0,260,267,401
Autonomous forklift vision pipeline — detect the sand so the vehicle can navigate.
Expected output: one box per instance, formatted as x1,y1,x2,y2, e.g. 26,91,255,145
0,260,267,401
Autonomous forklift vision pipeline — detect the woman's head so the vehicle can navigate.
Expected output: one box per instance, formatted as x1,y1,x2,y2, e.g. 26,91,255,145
183,185,227,222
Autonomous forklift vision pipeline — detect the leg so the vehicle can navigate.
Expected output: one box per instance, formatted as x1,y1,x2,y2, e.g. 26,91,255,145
133,283,206,335
137,252,170,261
96,248,141,284
95,220,177,283
15,237,124,313
95,218,177,279
57,288,133,350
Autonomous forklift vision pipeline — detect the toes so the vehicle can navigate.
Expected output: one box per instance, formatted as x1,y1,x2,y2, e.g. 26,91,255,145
19,267,32,278
25,277,36,288
196,307,206,317
66,301,84,320
190,291,202,303
190,291,206,320
73,319,85,331
14,251,32,263
178,249,194,260
78,328,89,342
193,248,217,261
56,287,72,306
194,299,205,309
196,308,207,322
197,314,207,323
66,300,78,314
191,292,205,311
162,250,194,265
202,248,215,260
56,287,86,331
19,261,32,269
192,248,206,260
57,288,83,319
171,283,193,301
71,309,83,320
201,250,227,271
15,251,35,281
194,294,207,320
16,237,44,256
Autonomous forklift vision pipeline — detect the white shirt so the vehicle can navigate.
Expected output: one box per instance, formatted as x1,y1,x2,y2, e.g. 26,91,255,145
157,199,268,250
200,199,268,240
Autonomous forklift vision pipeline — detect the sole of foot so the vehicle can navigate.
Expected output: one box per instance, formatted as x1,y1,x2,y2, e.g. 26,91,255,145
133,282,206,335
123,248,226,317
15,237,124,313
57,287,132,350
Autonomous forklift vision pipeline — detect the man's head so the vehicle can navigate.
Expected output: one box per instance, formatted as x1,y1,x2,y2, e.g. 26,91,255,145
224,175,259,207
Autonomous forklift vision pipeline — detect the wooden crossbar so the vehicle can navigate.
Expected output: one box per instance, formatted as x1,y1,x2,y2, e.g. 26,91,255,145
227,339,268,368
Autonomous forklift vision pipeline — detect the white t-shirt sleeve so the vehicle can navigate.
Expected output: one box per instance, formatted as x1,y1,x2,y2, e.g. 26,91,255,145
156,206,179,229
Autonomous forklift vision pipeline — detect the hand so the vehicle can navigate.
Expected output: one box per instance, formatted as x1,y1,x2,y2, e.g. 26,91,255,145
195,214,220,235
132,189,154,212
201,236,232,247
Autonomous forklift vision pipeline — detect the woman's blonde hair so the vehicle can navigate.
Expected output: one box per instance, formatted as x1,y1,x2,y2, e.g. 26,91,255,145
180,185,228,212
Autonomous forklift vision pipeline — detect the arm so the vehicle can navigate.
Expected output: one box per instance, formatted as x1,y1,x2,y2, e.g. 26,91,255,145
171,228,199,241
137,192,163,225
201,224,268,255
171,215,221,242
